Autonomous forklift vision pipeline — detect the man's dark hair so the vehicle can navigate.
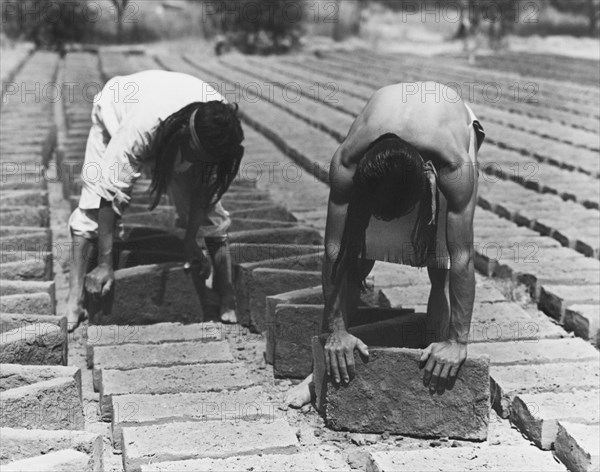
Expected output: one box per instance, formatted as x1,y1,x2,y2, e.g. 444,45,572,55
148,101,244,209
332,133,435,289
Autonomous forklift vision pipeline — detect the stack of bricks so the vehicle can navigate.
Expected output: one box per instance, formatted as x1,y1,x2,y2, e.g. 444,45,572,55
1,52,104,470
1,52,62,364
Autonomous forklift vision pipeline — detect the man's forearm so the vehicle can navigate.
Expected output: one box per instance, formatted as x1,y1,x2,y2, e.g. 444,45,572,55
322,255,347,333
448,252,475,344
97,200,116,267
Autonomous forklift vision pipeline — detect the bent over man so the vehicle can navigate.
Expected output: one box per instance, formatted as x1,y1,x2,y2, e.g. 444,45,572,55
287,82,485,407
66,70,244,330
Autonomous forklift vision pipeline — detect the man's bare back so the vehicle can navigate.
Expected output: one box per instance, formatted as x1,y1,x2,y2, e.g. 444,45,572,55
339,82,473,174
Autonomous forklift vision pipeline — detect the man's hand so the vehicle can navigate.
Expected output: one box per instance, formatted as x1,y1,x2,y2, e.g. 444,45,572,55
325,330,369,384
85,264,115,297
184,240,211,280
420,341,467,394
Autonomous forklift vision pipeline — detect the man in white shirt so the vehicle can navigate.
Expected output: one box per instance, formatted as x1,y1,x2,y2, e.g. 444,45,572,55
67,70,245,330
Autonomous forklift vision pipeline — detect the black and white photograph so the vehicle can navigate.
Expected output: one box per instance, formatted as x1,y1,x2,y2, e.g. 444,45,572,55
0,1,598,471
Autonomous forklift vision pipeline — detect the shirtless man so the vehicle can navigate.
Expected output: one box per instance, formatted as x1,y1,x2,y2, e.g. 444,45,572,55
286,82,485,407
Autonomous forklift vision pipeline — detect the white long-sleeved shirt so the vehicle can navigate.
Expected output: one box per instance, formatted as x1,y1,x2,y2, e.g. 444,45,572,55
80,70,224,215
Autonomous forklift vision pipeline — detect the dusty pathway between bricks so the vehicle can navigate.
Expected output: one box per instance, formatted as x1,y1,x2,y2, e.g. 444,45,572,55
1,47,598,472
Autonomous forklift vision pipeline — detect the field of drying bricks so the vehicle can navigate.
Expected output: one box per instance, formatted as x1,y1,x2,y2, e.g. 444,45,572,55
0,44,598,471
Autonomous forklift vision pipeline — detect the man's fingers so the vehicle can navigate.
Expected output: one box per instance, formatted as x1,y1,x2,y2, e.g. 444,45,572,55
324,349,331,378
329,350,341,384
356,339,369,358
446,364,460,390
422,356,436,386
101,278,113,297
337,351,349,383
419,345,432,363
345,350,355,380
429,362,443,393
436,364,452,394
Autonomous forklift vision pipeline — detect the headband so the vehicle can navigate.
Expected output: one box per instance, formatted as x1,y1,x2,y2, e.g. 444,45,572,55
189,107,202,153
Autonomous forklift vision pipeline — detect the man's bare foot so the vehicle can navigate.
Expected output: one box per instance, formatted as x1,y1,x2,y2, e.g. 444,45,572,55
66,304,87,333
220,308,237,324
285,374,313,409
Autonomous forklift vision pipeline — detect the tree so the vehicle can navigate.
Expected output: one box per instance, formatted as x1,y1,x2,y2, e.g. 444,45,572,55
110,0,130,43
1,0,87,50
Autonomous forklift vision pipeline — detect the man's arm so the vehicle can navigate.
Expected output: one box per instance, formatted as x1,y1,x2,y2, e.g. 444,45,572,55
322,146,369,384
184,187,212,278
85,199,116,296
421,148,477,393
443,155,477,344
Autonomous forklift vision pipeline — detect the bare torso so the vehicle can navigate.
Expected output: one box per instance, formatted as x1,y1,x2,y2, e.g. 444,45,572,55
339,82,473,172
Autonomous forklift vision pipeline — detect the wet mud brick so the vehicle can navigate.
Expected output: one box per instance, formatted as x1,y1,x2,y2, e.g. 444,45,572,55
229,227,323,245
0,293,53,315
490,360,600,418
564,304,600,346
234,251,323,329
228,218,298,232
539,284,600,322
272,304,322,379
0,228,52,251
111,386,269,449
265,284,382,360
469,302,566,342
116,250,185,268
91,340,233,390
85,322,223,367
469,338,599,366
122,209,177,228
555,422,600,472
1,449,94,472
229,243,322,266
141,452,350,472
114,232,184,256
0,253,53,281
0,364,81,391
99,362,254,420
0,207,49,227
510,390,600,450
313,340,490,440
247,269,322,332
379,283,505,310
1,365,83,430
0,322,67,365
367,446,566,472
0,280,55,300
86,263,204,326
0,190,48,206
0,313,66,334
0,428,103,469
265,286,322,364
271,306,415,379
0,172,47,191
228,204,297,221
122,419,299,472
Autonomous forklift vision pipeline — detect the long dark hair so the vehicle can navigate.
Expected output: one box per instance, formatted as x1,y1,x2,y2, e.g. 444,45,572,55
331,133,435,289
147,101,244,210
